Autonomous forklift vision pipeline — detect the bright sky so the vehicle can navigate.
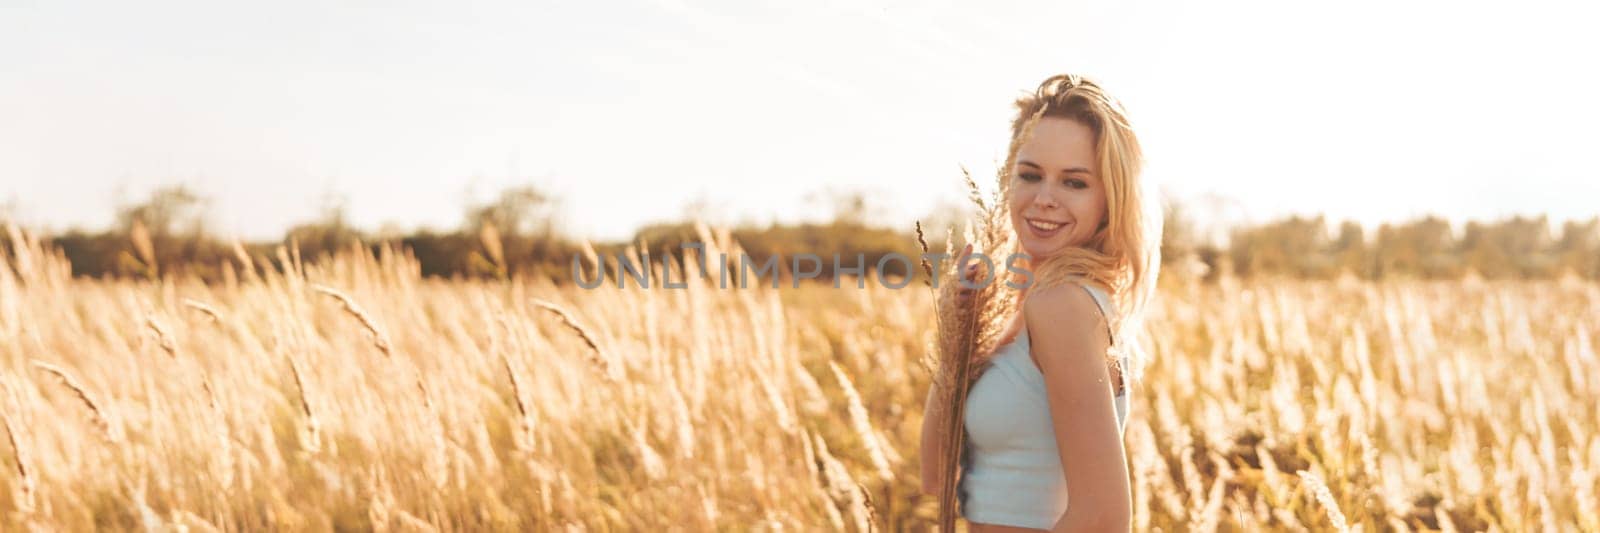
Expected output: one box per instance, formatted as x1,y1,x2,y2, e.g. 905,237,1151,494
3,0,1596,242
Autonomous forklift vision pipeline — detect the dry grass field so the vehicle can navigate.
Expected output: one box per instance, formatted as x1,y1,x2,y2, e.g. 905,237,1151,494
1,228,1597,532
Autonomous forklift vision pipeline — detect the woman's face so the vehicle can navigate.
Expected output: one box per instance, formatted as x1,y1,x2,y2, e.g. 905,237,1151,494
1007,117,1107,260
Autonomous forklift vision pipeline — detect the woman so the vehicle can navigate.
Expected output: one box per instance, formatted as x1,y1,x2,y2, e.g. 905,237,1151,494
919,74,1162,532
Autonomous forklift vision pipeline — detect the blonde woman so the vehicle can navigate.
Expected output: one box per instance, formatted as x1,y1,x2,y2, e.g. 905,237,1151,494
920,74,1162,532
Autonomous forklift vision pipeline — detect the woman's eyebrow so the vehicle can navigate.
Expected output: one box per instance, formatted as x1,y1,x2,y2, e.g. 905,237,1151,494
1018,159,1093,175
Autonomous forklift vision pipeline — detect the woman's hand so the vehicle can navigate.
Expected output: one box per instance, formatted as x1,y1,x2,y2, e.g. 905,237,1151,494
954,243,981,308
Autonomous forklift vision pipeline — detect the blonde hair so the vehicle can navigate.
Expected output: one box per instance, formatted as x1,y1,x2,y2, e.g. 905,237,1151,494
1004,74,1163,382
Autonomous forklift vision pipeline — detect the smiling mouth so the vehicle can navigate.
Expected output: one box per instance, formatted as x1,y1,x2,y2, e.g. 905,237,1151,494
1026,218,1066,232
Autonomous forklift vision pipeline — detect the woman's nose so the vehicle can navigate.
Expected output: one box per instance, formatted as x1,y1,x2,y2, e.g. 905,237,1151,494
1032,190,1059,209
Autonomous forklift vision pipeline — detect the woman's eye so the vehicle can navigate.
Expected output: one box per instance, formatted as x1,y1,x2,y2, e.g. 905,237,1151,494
1019,173,1042,182
1064,179,1087,189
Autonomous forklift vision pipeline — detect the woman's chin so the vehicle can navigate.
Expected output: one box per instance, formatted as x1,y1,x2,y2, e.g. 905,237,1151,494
1020,243,1066,261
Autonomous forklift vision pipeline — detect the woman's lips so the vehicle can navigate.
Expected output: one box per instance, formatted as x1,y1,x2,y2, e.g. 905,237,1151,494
1026,218,1066,238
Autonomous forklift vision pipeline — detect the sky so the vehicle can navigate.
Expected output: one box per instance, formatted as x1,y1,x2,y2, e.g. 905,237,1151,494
3,0,1597,242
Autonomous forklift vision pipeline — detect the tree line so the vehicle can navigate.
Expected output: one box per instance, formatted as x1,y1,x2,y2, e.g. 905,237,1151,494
6,184,1597,283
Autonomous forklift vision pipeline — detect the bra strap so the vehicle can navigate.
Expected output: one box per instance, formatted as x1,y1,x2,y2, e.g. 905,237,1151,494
1078,283,1125,396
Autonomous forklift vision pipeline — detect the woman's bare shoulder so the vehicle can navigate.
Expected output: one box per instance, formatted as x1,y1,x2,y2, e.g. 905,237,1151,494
1022,283,1112,374
1022,282,1104,332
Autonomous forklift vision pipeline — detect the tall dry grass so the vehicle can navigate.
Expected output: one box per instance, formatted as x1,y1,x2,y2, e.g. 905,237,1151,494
0,224,1597,531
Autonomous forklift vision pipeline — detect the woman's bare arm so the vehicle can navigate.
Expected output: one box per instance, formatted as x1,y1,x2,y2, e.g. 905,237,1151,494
1025,285,1132,532
919,381,952,496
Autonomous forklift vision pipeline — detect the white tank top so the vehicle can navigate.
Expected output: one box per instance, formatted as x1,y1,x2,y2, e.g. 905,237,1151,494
957,283,1130,530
